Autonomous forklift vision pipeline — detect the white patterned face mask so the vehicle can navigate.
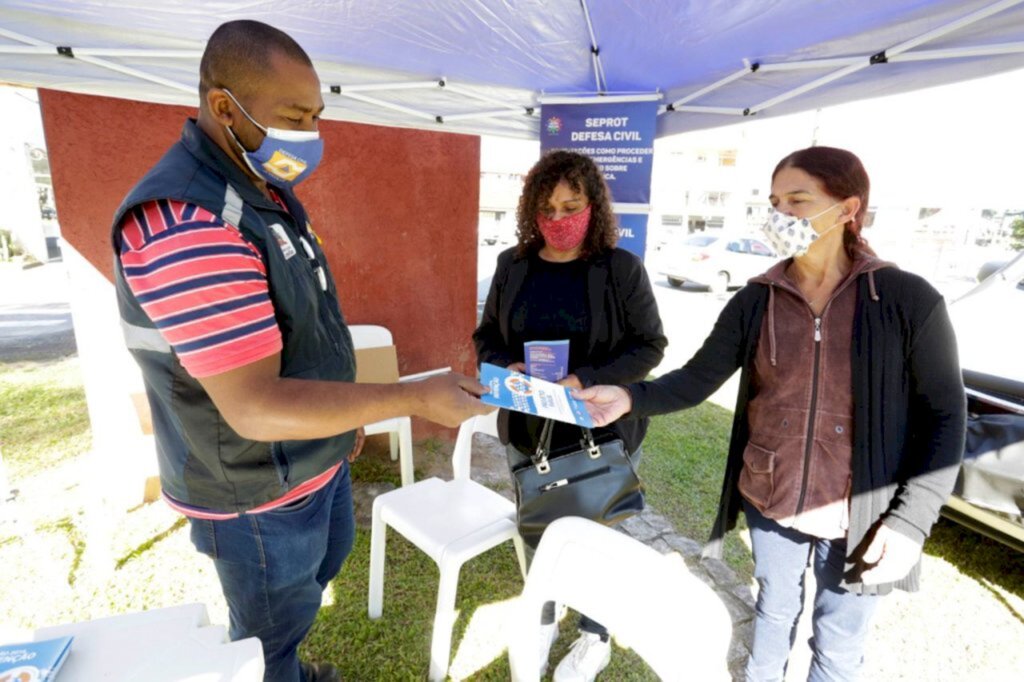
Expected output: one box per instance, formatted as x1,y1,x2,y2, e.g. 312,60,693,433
761,204,843,259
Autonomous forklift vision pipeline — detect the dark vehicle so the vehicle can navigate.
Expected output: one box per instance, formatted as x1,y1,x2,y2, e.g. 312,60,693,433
945,253,1024,552
40,206,57,221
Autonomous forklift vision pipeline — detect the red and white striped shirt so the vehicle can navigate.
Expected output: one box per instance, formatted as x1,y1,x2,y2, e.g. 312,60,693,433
119,197,341,518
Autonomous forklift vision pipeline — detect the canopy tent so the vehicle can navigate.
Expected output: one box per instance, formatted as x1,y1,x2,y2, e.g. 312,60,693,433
2,0,1024,140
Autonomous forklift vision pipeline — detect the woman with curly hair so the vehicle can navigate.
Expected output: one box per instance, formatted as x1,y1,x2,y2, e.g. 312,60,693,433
473,149,667,681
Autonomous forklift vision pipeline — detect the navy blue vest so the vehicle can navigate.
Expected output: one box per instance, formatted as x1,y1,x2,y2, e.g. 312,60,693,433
111,119,355,512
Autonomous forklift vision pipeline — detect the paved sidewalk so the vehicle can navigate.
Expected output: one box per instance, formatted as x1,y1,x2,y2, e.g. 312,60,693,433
350,431,753,679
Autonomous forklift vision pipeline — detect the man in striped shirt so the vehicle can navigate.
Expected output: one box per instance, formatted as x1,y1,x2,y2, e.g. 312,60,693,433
113,21,490,682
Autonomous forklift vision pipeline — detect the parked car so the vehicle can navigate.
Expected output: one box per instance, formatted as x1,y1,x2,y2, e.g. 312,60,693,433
40,206,57,221
945,252,1024,552
660,233,777,292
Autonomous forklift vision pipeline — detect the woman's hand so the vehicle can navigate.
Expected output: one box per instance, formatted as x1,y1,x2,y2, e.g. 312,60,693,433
507,362,526,373
572,385,632,427
859,523,923,585
557,374,583,390
347,427,366,463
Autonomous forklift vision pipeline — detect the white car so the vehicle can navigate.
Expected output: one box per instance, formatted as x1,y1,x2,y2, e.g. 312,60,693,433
945,252,1024,552
659,233,777,293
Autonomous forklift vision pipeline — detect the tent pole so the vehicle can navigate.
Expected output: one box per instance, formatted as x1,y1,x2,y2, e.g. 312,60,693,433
749,0,1024,115
443,82,536,114
324,80,442,93
579,0,608,92
891,42,1024,61
664,61,757,111
332,91,437,121
886,0,1024,58
0,26,193,95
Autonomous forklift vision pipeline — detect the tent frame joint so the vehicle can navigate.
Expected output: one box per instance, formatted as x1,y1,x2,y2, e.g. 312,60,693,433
870,50,889,64
57,45,74,58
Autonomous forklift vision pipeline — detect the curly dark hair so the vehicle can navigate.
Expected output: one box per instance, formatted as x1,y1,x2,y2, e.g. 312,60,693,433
515,150,618,259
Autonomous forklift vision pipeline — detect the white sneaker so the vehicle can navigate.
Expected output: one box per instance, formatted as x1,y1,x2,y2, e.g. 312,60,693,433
538,620,559,675
552,632,611,681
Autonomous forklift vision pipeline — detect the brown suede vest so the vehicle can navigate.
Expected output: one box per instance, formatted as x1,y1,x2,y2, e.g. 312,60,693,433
739,258,884,538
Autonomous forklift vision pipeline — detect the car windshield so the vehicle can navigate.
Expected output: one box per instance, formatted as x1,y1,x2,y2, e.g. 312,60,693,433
949,252,1024,384
683,235,718,247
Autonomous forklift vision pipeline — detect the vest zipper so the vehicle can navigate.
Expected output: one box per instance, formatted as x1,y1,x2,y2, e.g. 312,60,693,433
795,316,822,515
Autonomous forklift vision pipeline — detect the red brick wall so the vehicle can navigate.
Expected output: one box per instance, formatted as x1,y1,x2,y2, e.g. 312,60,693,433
40,89,480,438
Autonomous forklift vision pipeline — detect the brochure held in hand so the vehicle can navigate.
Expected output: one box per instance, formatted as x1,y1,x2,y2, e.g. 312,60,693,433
523,340,569,382
479,362,593,428
0,635,72,681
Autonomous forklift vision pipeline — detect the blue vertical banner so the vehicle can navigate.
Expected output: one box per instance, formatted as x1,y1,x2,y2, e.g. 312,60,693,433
539,98,659,259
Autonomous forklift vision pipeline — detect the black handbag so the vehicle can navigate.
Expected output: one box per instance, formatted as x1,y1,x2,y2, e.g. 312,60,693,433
511,419,645,545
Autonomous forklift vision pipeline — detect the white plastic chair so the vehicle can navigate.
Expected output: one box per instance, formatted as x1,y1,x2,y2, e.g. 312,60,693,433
31,603,263,681
349,324,415,486
508,516,732,682
368,410,528,681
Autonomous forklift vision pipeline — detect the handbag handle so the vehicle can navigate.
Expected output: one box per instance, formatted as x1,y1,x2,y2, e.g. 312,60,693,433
531,419,601,474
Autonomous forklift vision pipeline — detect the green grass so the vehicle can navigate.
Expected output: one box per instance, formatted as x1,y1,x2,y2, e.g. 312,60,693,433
641,403,754,584
6,355,1024,678
0,359,91,481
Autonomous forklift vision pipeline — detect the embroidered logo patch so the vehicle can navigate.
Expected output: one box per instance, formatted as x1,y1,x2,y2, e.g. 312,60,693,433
268,223,297,260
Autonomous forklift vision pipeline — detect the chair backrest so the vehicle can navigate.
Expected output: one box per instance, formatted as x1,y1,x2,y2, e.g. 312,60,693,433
510,516,731,681
450,410,499,480
348,324,393,349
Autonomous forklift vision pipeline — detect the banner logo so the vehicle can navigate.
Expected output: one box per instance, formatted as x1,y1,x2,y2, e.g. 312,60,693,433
545,116,563,135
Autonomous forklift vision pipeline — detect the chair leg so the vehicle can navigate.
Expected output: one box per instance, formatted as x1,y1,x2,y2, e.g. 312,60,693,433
388,431,399,461
398,418,414,487
428,555,463,682
368,506,388,619
512,532,528,580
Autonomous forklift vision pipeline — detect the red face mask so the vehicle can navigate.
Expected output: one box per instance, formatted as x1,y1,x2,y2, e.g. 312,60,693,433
536,205,592,252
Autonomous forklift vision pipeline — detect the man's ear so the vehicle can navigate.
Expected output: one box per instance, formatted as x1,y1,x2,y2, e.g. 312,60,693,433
206,88,234,126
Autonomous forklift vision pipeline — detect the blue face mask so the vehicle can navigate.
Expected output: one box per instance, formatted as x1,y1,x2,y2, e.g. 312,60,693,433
223,89,323,187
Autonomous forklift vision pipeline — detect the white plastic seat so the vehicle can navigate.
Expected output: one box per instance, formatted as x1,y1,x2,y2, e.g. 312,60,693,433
348,324,415,486
31,603,263,681
368,410,528,681
508,516,732,682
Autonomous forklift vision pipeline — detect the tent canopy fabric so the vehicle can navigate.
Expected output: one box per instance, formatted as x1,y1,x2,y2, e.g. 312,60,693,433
2,0,1024,139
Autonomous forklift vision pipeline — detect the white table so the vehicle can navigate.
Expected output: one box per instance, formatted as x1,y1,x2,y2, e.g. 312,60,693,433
31,603,263,681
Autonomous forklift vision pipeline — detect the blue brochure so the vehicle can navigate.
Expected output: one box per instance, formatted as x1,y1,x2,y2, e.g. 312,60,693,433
524,340,570,382
0,635,73,681
480,362,594,427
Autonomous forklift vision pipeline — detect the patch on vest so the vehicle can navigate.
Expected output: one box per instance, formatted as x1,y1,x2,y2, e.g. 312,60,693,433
268,223,297,260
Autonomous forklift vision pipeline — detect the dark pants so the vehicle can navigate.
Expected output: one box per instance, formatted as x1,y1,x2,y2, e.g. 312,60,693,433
189,462,355,682
506,443,644,637
743,501,881,682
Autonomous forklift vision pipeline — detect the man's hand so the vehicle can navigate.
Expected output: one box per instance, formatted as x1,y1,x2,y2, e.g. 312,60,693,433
557,374,583,391
408,372,493,428
347,427,365,463
572,385,632,427
859,523,923,585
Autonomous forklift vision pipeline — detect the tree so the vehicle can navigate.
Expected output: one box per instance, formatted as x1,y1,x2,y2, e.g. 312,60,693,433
1011,218,1024,251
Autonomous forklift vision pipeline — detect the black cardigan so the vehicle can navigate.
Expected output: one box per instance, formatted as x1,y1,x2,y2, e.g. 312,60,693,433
474,246,667,453
628,267,966,595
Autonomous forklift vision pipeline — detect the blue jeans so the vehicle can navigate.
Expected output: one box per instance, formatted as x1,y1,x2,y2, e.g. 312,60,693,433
744,501,881,682
189,462,355,682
